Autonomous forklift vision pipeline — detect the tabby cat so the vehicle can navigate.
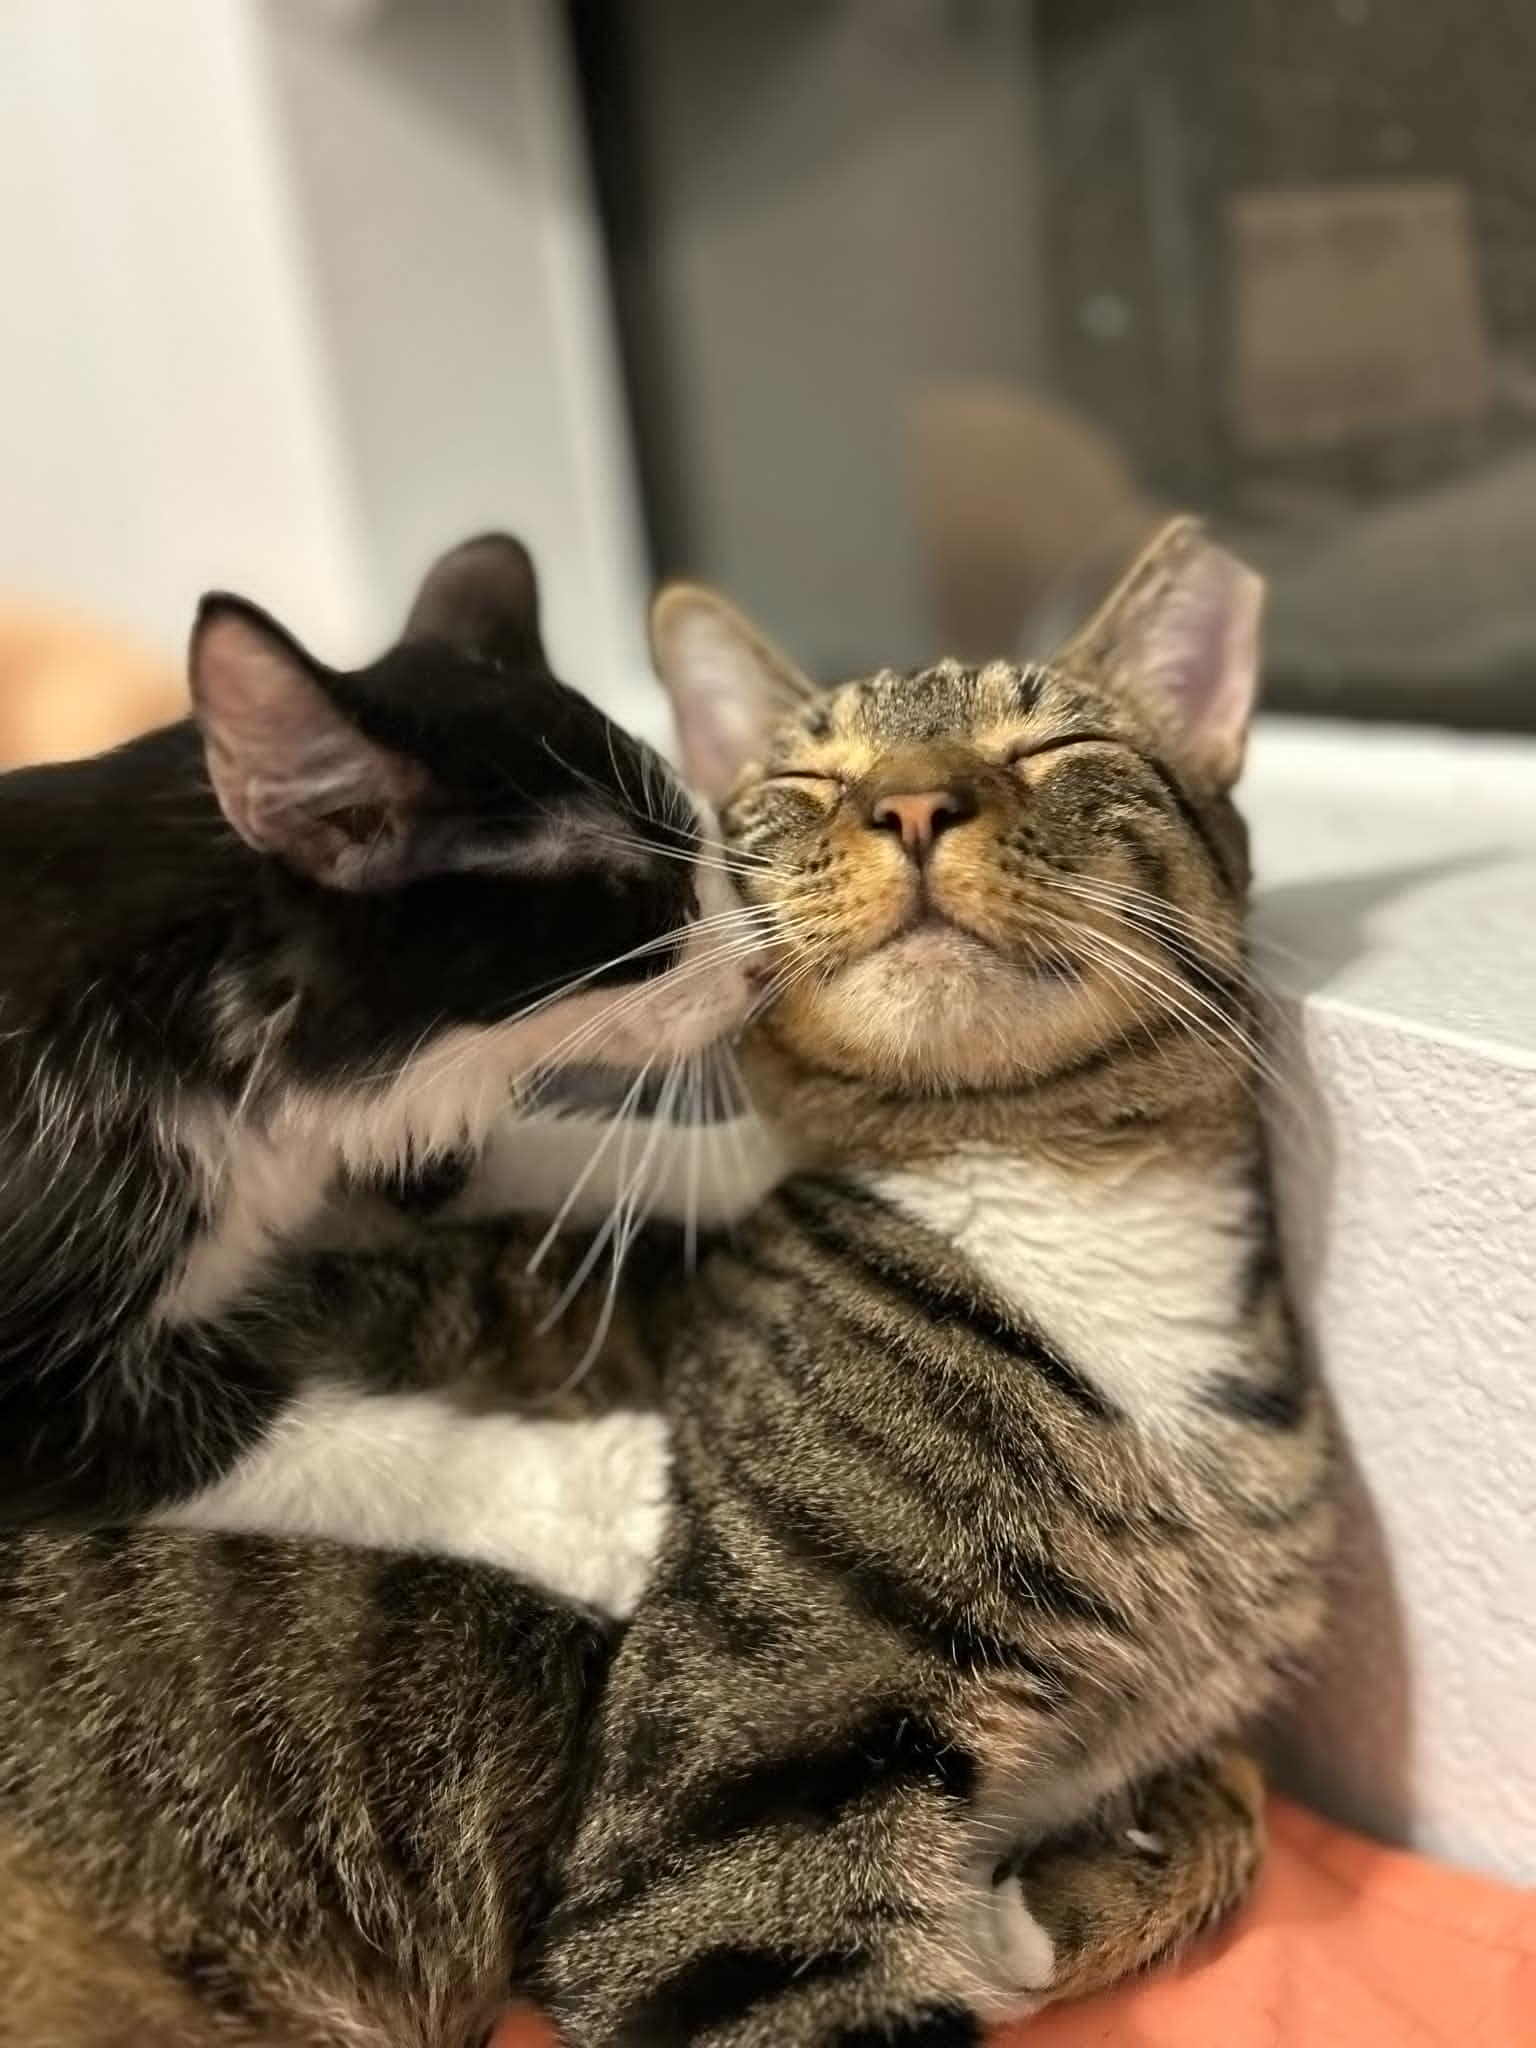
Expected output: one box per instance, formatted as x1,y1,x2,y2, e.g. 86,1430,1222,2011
523,517,1335,2042
0,521,1333,2046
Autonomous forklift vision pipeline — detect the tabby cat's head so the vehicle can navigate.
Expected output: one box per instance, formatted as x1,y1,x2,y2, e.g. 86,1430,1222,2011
653,519,1261,1098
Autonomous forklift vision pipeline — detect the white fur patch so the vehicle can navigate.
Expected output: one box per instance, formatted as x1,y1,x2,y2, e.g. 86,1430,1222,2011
954,1864,1057,2015
457,1103,787,1233
161,833,761,1327
164,1115,335,1325
157,1387,670,1618
1126,1828,1168,1856
865,1148,1253,1433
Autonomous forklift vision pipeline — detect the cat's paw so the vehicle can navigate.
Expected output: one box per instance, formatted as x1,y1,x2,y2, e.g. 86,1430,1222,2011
441,1408,671,1618
958,1863,1056,2015
1003,1748,1268,2008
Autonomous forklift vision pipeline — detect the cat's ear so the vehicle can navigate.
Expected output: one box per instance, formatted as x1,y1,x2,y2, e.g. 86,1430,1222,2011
650,583,814,801
1058,517,1263,788
402,532,550,674
190,597,430,890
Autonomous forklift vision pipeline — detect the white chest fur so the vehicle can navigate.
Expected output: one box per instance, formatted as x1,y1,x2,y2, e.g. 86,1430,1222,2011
864,1147,1255,1435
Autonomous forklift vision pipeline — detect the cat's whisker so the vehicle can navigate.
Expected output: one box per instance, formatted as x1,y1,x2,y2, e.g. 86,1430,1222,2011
531,1049,689,1395
682,1059,704,1275
485,901,772,1040
1034,905,1318,1143
1043,869,1320,981
534,1064,657,1335
1032,887,1261,1052
495,926,773,1090
1043,922,1262,1094
571,826,782,884
538,734,689,845
1051,912,1318,1148
1041,873,1242,956
524,1064,657,1277
602,721,641,821
329,923,757,1158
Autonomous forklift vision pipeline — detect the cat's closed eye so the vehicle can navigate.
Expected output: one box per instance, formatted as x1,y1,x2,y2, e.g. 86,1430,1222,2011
1004,731,1119,766
762,770,845,793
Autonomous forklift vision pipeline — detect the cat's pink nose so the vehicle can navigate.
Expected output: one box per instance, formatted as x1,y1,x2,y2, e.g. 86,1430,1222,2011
867,787,976,860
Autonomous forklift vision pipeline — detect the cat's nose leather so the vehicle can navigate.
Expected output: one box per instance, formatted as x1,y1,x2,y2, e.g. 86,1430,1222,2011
866,785,978,861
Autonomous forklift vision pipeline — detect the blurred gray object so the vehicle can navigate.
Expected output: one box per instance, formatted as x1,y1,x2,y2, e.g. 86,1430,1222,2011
573,0,1535,723
275,0,389,34
570,0,1049,678
1029,0,1536,726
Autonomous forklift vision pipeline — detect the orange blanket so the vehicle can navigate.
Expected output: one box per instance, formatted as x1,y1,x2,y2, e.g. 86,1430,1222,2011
491,1801,1535,2047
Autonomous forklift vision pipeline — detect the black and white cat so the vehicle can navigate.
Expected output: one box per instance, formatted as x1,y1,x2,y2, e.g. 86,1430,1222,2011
0,534,759,1544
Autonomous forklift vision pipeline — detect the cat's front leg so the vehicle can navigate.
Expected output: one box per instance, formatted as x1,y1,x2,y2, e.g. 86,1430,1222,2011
533,1771,1058,2047
534,1747,1267,2045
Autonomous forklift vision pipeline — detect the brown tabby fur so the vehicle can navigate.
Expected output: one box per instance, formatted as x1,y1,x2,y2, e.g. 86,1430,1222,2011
0,522,1333,2045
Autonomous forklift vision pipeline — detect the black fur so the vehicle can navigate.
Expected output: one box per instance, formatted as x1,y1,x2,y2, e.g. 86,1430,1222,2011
0,534,706,1525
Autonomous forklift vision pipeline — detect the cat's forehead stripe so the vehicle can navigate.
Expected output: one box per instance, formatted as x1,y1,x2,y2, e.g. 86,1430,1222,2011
795,659,1064,744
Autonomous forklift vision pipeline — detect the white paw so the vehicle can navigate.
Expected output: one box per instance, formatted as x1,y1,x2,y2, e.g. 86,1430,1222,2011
962,1866,1056,2007
442,1409,672,1618
586,1484,670,1618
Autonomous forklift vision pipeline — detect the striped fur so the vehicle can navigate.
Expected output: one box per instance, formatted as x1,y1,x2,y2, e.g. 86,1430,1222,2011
0,522,1335,2043
0,1531,609,2048
531,522,1334,2042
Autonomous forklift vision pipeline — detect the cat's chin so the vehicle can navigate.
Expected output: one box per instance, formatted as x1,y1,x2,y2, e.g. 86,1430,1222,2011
871,918,1078,990
791,923,1091,1092
877,919,993,969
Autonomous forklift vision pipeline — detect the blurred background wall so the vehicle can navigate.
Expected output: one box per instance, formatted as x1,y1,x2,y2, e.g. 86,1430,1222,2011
0,0,652,738
6,0,1535,745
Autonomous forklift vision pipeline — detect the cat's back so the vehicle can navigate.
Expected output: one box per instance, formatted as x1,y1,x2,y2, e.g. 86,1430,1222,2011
0,722,214,907
0,725,246,1042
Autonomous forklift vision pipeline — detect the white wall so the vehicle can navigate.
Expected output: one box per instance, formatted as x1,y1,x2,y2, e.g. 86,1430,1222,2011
0,0,368,652
1245,719,1536,1882
0,0,649,706
264,0,653,694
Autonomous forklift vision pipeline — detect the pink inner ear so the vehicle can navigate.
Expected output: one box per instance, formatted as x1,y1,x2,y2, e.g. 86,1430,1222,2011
192,611,424,884
678,689,762,803
660,611,766,801
1143,546,1262,775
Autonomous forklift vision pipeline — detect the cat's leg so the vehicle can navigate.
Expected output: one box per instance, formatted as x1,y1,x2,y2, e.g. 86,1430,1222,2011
535,1765,1065,2046
0,1529,606,2048
809,1751,1266,2039
536,1749,1266,2045
999,1747,1267,2006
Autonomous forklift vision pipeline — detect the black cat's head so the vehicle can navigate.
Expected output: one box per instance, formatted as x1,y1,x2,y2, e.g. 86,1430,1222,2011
187,533,756,1157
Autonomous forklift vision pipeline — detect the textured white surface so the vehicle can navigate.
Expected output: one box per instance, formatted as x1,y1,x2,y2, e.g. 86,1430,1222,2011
1241,718,1536,1881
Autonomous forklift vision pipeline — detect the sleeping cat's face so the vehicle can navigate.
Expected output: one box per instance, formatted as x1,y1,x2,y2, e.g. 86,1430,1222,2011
652,519,1259,1095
